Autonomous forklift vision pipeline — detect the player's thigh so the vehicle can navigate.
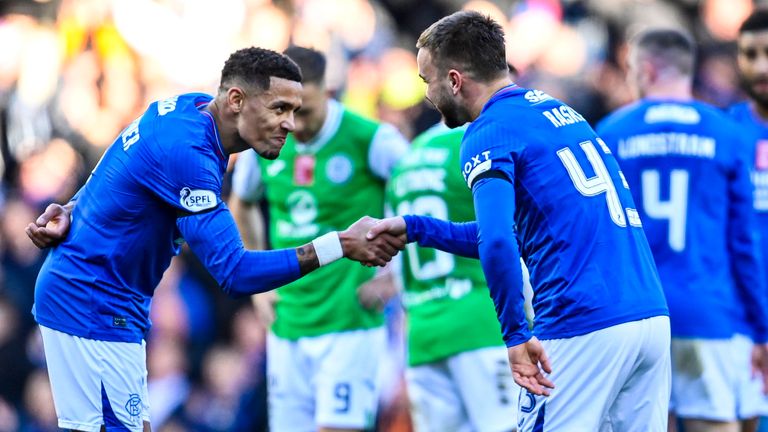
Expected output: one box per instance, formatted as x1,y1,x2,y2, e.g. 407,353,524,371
450,346,519,432
40,326,149,432
607,315,671,432
315,327,386,431
671,337,740,422
405,362,472,432
266,332,316,432
682,419,740,432
518,319,660,432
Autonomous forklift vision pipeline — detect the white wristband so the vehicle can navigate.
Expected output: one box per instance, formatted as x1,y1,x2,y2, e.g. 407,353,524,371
312,231,344,266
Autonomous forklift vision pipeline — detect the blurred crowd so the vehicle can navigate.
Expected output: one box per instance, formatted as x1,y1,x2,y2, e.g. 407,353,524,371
0,0,763,430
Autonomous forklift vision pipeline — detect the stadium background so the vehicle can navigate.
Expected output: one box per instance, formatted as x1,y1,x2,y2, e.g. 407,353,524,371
0,0,762,430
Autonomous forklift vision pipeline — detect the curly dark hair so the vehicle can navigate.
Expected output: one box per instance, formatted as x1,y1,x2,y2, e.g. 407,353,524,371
219,47,302,93
417,11,507,82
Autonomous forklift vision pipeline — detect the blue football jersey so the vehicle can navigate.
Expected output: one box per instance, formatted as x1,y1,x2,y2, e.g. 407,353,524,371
598,99,768,341
460,86,668,344
727,101,768,339
33,93,300,343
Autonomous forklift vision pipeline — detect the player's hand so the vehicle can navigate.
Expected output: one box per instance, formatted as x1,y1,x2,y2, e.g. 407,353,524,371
251,291,278,327
366,216,408,243
340,216,405,267
25,203,72,249
358,272,397,310
751,343,768,394
508,336,555,396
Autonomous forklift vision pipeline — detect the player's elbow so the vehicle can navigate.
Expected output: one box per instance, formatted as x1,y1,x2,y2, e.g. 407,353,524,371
479,233,517,264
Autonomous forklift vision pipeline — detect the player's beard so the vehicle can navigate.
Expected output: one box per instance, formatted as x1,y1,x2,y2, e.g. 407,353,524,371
434,93,469,129
739,73,768,112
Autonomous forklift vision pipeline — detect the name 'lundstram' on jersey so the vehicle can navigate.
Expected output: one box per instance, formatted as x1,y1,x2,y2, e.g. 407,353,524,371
460,85,667,343
598,99,768,342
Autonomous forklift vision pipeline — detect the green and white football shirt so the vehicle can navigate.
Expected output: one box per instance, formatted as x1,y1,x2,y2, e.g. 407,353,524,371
387,124,505,366
232,100,408,339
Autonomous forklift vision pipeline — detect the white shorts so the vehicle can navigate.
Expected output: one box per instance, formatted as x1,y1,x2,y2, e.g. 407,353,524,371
517,316,671,432
672,334,766,421
406,346,519,432
267,327,386,431
40,326,149,432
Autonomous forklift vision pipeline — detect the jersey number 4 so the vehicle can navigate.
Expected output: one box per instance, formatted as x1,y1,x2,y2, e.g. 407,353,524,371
642,169,689,252
557,139,642,228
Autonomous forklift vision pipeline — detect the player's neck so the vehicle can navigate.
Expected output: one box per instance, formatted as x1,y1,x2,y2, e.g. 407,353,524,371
204,98,239,154
471,77,514,121
641,80,692,101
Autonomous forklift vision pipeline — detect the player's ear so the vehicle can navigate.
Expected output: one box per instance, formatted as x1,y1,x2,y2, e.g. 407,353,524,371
227,87,246,113
641,59,656,86
448,69,462,95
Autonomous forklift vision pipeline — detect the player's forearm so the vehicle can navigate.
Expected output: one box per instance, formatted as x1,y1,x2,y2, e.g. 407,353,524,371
474,176,531,346
295,242,320,275
223,239,334,296
403,216,479,258
226,248,302,296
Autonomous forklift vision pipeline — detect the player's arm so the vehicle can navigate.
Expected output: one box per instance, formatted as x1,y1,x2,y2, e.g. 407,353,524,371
177,206,403,297
401,216,479,258
728,146,768,343
471,175,530,346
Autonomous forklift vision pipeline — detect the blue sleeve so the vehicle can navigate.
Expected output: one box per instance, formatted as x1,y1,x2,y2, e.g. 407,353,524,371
728,143,768,342
404,215,479,258
463,118,530,346
177,203,301,297
473,176,530,347
141,135,224,214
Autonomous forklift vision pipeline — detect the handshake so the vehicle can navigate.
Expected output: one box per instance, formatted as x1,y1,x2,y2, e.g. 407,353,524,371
25,203,410,269
335,216,408,267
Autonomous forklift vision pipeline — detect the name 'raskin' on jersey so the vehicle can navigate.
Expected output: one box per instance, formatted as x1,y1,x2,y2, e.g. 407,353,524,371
598,99,768,343
402,85,667,347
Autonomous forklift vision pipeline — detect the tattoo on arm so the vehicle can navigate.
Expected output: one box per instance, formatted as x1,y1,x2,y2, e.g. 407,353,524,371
295,243,320,275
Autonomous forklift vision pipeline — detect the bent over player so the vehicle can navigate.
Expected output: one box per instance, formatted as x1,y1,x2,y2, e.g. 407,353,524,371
25,47,402,432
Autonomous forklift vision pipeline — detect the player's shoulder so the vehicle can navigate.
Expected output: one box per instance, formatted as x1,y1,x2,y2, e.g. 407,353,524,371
142,93,215,149
339,103,381,136
689,99,734,121
396,123,461,171
492,86,592,137
412,123,465,149
725,100,753,123
595,101,646,134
